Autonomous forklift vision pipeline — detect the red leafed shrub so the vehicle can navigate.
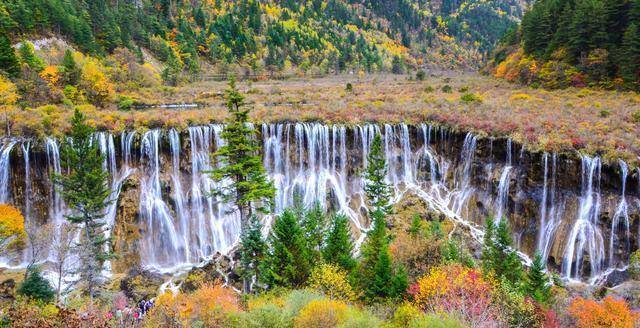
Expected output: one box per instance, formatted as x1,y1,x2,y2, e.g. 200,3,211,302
410,264,501,327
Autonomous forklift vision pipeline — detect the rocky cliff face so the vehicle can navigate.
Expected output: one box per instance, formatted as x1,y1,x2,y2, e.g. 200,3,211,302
1,123,638,285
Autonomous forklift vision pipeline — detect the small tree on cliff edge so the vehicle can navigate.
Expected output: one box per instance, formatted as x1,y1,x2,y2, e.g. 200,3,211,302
209,78,275,292
54,109,113,310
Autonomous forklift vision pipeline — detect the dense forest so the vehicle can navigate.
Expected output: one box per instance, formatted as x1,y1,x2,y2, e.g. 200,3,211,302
488,0,640,90
0,0,525,77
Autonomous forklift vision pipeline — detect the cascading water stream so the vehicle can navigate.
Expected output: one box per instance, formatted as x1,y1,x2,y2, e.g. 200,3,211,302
0,140,17,203
537,153,563,263
562,155,605,281
139,130,183,270
495,166,512,222
608,160,630,268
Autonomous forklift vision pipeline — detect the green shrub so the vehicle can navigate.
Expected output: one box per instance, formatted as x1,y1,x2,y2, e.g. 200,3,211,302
629,250,640,279
18,267,55,303
416,70,426,81
599,109,611,118
118,96,135,110
459,86,469,92
243,304,291,328
460,93,483,103
631,109,640,124
345,83,353,92
441,85,452,93
424,85,434,93
340,308,383,328
409,313,467,328
284,289,323,317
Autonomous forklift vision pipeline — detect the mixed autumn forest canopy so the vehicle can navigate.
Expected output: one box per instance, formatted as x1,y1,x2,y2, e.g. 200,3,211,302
489,0,640,89
0,0,523,76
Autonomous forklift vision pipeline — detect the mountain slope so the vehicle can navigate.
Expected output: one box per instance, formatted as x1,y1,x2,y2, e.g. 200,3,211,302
0,0,528,75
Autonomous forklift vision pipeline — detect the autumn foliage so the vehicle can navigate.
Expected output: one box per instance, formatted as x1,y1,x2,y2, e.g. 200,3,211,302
0,204,26,252
409,264,500,326
144,283,240,327
568,296,639,328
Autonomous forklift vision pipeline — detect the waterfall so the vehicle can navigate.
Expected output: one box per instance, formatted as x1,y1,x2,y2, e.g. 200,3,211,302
139,130,183,270
562,155,605,281
495,165,512,222
0,141,16,203
2,124,639,285
21,142,31,222
608,160,630,268
452,133,477,215
45,138,65,228
537,153,562,263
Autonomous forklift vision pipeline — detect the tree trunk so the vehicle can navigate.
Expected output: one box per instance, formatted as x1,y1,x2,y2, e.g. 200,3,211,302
84,224,94,311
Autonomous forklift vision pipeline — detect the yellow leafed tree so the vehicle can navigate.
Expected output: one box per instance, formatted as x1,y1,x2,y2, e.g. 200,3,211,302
0,76,19,136
0,204,26,254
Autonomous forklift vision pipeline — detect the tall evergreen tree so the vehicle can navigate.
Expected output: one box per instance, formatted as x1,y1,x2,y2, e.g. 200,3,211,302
209,78,275,229
54,109,113,310
568,0,607,61
621,23,640,87
322,214,356,272
358,132,406,301
61,49,80,85
301,201,326,263
482,218,523,287
526,253,552,304
260,209,311,288
238,215,267,293
0,34,20,78
363,133,391,217
210,79,274,292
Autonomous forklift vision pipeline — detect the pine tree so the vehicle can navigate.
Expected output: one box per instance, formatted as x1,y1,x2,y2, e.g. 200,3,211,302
54,109,113,310
363,133,391,216
18,41,44,72
526,253,552,304
260,209,311,288
210,78,275,228
0,34,20,78
210,78,274,292
18,266,55,303
238,215,267,293
358,132,405,301
481,219,496,274
482,219,523,287
301,201,326,263
322,214,356,272
568,0,607,61
621,23,640,87
61,49,80,85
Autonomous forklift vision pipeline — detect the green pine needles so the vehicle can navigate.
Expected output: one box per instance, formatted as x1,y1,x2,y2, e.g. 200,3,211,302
54,109,113,309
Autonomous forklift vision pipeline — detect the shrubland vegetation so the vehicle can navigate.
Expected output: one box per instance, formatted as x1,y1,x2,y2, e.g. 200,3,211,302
488,0,640,90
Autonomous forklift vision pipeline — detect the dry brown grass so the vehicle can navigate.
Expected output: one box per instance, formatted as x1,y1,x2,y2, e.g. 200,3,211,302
8,72,640,166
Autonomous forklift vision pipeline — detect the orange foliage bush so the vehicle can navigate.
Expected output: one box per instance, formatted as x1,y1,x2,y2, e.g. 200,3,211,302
144,283,239,327
568,296,639,328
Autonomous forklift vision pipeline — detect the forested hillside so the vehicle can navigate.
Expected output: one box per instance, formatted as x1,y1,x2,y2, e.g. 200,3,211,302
488,0,640,90
0,0,525,77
